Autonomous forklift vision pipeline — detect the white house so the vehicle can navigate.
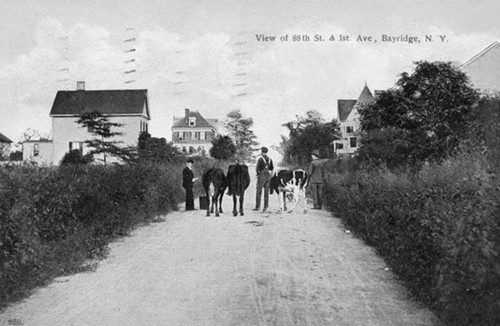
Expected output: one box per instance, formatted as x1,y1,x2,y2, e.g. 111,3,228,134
460,41,500,94
171,108,218,155
333,84,375,156
22,139,53,165
47,81,150,164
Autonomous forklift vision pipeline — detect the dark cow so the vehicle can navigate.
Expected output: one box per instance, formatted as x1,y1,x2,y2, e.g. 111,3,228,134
270,169,309,213
202,167,227,217
226,163,250,216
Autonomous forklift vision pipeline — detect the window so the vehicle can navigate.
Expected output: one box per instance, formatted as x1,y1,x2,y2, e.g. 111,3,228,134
350,137,357,148
335,143,344,150
33,143,40,156
189,117,196,126
194,132,200,139
69,141,84,154
205,131,213,140
346,126,354,134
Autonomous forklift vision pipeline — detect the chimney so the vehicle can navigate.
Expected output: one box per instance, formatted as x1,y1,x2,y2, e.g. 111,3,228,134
77,81,85,91
185,108,190,117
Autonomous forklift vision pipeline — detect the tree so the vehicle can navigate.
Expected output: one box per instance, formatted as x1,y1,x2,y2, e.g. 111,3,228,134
224,109,259,162
76,110,138,165
209,135,237,160
358,61,479,166
138,132,184,163
282,110,340,165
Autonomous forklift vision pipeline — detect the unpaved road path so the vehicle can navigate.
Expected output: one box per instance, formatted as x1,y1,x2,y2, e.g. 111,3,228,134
0,175,439,326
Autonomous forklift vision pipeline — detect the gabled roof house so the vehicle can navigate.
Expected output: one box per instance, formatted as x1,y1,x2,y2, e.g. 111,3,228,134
333,84,375,156
48,81,150,164
460,41,500,94
172,108,218,156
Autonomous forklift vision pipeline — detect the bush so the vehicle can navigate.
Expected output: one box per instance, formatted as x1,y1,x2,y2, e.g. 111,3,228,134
0,162,184,308
60,150,94,165
325,149,500,326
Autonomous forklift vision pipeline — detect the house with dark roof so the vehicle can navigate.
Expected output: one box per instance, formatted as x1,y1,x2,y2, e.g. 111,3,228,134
333,84,375,156
171,108,218,155
460,41,500,94
48,81,150,164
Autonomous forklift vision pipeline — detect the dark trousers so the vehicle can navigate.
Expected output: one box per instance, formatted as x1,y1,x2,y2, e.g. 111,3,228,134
310,183,324,209
184,186,194,210
255,174,270,209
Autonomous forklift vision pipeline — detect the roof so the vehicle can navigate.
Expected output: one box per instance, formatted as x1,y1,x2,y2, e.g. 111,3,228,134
172,110,217,129
337,84,375,122
460,41,500,69
0,133,12,143
22,139,52,143
357,84,374,104
337,100,357,122
49,89,149,118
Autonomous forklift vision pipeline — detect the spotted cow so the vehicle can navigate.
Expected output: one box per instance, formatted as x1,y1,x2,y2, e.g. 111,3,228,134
270,169,309,213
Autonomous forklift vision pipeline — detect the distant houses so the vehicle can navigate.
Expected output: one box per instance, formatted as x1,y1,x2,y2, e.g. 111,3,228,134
171,108,219,155
333,84,375,156
9,41,499,164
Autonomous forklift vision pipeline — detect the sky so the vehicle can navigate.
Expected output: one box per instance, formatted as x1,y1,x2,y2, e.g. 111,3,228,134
1,0,499,158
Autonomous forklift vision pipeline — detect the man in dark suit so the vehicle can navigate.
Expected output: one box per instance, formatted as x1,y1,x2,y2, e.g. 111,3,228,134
182,159,198,211
253,146,274,212
307,149,325,209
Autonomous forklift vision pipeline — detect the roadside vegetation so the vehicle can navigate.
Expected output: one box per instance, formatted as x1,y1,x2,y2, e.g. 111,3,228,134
0,108,254,310
0,162,184,309
282,61,499,326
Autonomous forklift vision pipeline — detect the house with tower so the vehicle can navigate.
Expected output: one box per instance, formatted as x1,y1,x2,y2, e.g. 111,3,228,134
333,84,375,156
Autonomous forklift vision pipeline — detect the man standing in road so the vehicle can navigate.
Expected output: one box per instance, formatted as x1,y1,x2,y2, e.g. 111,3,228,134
307,149,325,209
182,159,198,211
253,146,274,212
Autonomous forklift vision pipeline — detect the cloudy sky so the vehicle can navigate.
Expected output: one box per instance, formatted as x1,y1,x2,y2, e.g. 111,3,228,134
1,0,499,153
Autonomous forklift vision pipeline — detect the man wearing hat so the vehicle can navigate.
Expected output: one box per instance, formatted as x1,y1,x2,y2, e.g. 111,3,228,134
182,158,198,211
253,146,274,212
307,149,325,209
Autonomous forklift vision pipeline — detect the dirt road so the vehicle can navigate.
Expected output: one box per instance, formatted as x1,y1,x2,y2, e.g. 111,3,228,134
0,175,439,326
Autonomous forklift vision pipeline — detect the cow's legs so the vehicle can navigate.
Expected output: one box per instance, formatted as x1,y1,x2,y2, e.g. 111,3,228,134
239,194,244,216
206,191,211,216
214,193,220,217
302,189,308,214
232,195,238,216
288,189,300,213
218,193,224,213
283,192,288,211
